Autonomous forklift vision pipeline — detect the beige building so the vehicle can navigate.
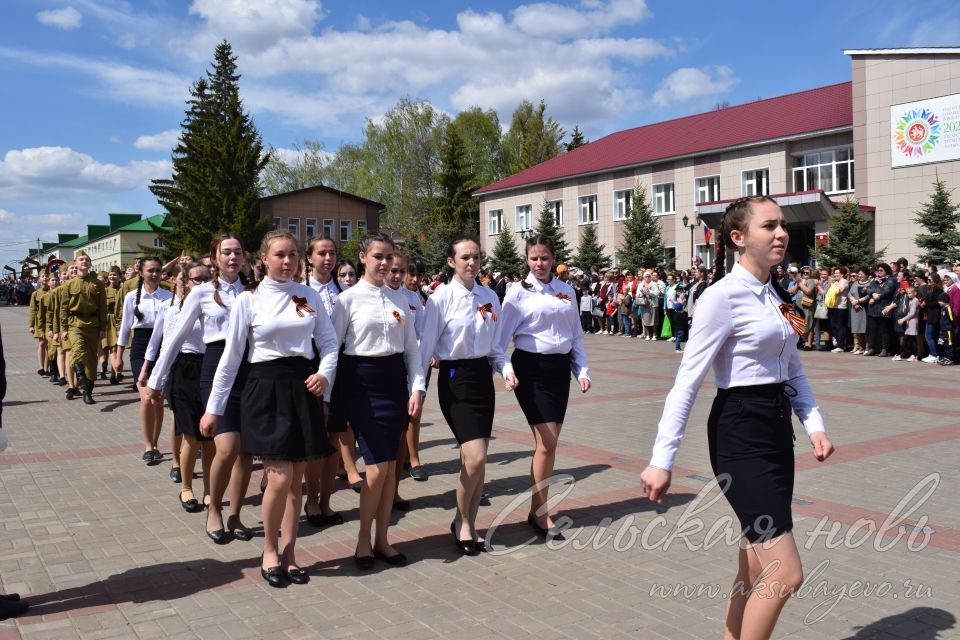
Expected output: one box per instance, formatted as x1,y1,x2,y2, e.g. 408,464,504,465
31,213,169,273
475,48,960,270
259,185,384,245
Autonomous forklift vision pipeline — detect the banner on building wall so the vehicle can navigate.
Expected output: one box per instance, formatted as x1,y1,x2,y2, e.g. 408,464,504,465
891,93,960,168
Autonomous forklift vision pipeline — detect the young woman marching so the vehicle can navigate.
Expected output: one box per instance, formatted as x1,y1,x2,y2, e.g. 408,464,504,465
332,233,425,569
402,258,430,482
141,262,215,511
115,257,172,462
302,234,347,527
498,235,590,540
640,196,834,640
420,236,514,555
147,235,253,544
329,258,364,491
200,231,338,587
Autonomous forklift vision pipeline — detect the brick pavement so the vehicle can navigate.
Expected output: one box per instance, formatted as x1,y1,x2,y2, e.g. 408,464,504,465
1,305,959,639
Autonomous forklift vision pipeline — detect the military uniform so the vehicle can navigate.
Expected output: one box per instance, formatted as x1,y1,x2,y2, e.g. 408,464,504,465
28,286,49,342
103,282,122,349
60,272,107,403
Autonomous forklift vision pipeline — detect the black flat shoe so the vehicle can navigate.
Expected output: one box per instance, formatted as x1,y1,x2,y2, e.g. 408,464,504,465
317,511,344,526
350,480,363,493
0,593,20,602
179,491,202,513
227,520,253,541
373,548,407,566
206,511,229,544
409,465,429,481
170,467,182,483
65,387,78,400
37,368,46,376
260,565,286,588
451,522,480,556
353,552,375,570
392,499,411,512
109,374,119,385
527,514,565,541
479,492,491,506
284,567,309,585
0,598,28,620
142,451,153,461
150,449,162,461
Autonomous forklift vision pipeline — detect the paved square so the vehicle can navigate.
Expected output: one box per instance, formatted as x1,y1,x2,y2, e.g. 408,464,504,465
1,305,958,639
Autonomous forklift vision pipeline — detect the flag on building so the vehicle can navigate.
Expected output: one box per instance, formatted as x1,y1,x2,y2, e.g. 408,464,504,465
703,223,712,245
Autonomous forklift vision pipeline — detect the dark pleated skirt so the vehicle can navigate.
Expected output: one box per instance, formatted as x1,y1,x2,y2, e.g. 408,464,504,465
340,353,408,464
169,353,208,441
129,328,153,383
438,358,495,444
707,383,796,544
511,349,571,425
199,341,248,436
240,356,334,461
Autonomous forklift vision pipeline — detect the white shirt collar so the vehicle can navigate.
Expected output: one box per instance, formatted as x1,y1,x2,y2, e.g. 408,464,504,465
525,272,554,293
218,277,243,293
449,277,477,299
730,263,768,296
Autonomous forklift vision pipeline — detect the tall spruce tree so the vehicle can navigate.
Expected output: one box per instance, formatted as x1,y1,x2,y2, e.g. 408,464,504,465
532,200,571,264
814,198,885,268
566,125,588,152
434,125,478,235
150,40,269,255
488,223,524,276
574,223,610,272
913,176,960,267
616,183,665,271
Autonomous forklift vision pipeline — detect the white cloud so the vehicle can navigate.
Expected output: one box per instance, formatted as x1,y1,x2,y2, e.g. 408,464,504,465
0,146,170,197
652,65,738,107
512,0,651,38
186,0,323,54
36,7,83,30
270,146,335,166
134,129,180,151
355,14,371,31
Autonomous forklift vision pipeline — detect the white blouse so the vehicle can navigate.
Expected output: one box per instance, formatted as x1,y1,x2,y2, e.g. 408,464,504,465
146,278,243,392
332,278,426,393
117,287,173,345
205,277,339,415
419,278,507,374
307,274,341,318
650,263,826,471
144,301,205,363
398,287,425,339
498,273,589,380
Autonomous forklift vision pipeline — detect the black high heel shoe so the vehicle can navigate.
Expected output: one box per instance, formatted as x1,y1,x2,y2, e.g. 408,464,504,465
373,547,407,566
284,567,309,585
451,521,480,556
527,514,565,541
353,546,375,570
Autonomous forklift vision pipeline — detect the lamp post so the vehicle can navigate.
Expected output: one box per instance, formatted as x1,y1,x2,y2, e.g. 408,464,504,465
682,214,700,268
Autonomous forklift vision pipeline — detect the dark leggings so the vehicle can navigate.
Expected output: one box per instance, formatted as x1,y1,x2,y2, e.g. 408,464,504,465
868,316,894,353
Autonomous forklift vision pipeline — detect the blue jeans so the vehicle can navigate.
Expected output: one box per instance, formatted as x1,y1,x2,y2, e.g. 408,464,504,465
619,313,632,335
925,323,939,358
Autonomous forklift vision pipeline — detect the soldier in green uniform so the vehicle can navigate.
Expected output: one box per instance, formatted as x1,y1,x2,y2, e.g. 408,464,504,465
44,274,67,386
59,251,107,405
28,273,50,377
102,266,123,384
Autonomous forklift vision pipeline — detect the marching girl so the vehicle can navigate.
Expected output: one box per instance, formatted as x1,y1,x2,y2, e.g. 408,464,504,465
402,258,430,482
419,236,514,555
330,258,364,491
147,235,253,544
141,262,214,511
115,257,172,462
336,260,358,288
640,196,834,640
332,233,425,568
302,234,347,527
498,235,590,540
200,231,338,587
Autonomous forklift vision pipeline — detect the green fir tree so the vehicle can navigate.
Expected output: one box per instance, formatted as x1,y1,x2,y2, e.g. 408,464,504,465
566,125,588,152
574,223,610,272
434,125,478,235
532,200,571,264
488,223,524,276
814,198,885,268
616,183,665,271
913,176,960,267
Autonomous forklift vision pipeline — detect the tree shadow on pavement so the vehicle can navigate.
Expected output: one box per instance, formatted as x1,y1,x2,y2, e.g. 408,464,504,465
841,607,955,639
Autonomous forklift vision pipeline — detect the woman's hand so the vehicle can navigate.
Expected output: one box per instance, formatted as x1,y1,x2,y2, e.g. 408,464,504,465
199,413,217,438
640,465,672,503
147,388,164,406
578,377,591,393
504,372,518,391
810,432,835,462
304,373,328,397
136,367,149,388
408,390,425,418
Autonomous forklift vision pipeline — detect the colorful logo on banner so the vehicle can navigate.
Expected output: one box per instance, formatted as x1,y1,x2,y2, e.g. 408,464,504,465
894,108,941,158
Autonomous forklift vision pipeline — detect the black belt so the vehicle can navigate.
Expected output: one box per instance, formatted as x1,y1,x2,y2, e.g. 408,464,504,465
717,382,789,399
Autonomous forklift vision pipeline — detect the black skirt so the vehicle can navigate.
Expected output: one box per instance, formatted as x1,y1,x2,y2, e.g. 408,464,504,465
326,352,350,433
241,356,333,461
340,353,408,464
169,353,208,441
438,358,495,444
707,383,796,544
199,341,248,436
129,328,153,383
511,349,571,425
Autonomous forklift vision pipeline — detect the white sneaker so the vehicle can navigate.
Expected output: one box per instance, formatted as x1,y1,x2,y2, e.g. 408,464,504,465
921,355,939,363
831,347,844,353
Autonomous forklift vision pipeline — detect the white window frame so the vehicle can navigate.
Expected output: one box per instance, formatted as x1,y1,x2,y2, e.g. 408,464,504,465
695,175,720,204
613,189,632,221
653,183,675,216
288,218,300,240
548,200,563,227
340,220,352,242
663,246,676,265
695,243,715,269
577,194,598,225
356,220,368,236
791,146,854,194
516,204,533,232
741,168,770,197
305,218,317,238
272,217,281,230
488,209,503,235
323,219,334,238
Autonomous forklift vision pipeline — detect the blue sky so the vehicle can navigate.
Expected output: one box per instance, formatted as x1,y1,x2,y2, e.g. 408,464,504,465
2,0,959,268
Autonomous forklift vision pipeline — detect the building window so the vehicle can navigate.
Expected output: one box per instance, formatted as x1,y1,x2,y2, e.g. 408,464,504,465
654,183,675,215
548,200,563,227
272,217,281,230
488,209,503,235
323,219,334,237
792,148,854,194
578,195,598,224
306,218,317,238
516,204,533,231
695,176,720,204
288,218,300,240
153,237,164,248
695,244,715,269
340,220,352,242
356,220,367,237
741,169,770,196
663,246,676,267
613,189,632,221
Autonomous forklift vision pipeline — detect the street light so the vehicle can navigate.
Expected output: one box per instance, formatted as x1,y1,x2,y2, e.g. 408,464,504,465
682,214,700,268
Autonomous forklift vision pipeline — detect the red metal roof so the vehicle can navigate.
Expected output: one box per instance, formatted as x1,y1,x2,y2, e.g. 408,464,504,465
475,82,853,196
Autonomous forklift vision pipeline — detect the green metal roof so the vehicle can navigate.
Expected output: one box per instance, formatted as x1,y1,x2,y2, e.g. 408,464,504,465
113,214,168,233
